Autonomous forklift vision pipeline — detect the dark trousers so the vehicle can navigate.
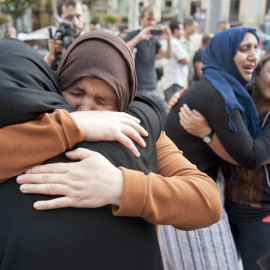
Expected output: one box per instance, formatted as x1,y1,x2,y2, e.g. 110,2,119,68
229,216,270,270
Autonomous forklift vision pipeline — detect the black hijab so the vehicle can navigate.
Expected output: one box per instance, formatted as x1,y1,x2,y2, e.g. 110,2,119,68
0,38,74,128
0,38,163,270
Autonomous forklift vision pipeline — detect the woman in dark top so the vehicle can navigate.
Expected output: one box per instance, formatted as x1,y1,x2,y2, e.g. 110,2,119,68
179,55,270,270
159,27,264,270
0,36,162,270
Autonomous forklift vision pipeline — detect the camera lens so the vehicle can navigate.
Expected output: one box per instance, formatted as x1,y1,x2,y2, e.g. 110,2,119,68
63,35,76,49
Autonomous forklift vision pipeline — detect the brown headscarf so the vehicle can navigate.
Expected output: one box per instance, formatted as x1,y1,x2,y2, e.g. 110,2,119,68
57,31,137,111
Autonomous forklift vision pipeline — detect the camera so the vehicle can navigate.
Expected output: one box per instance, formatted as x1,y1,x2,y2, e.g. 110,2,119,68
150,29,164,36
53,16,79,62
54,20,78,49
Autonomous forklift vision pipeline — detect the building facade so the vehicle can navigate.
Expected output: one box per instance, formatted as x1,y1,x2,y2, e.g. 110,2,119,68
115,0,269,33
4,0,270,35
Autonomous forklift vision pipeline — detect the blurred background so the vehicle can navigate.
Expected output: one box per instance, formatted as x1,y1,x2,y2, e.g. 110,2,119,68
1,0,270,56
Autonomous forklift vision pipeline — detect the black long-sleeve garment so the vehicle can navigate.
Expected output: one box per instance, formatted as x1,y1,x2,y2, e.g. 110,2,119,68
165,78,270,181
0,97,164,270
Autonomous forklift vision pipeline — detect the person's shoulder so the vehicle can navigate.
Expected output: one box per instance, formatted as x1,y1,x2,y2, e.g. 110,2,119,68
197,77,215,89
124,29,140,42
182,78,216,101
124,95,162,141
189,78,224,104
193,49,203,62
195,48,203,56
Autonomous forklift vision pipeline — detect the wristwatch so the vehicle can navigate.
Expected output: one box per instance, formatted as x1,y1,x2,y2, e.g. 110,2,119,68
202,130,214,144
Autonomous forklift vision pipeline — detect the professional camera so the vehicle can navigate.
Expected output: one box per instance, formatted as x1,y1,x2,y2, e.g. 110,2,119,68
54,18,78,49
52,15,79,64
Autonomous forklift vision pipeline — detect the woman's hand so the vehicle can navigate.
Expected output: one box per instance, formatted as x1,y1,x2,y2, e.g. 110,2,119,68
16,148,123,210
168,87,188,109
70,111,148,158
179,104,212,138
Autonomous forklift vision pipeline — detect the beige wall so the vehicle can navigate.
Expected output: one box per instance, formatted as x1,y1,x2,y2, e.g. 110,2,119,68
183,0,267,31
221,0,230,22
239,0,266,29
200,0,211,32
124,0,268,31
184,0,211,32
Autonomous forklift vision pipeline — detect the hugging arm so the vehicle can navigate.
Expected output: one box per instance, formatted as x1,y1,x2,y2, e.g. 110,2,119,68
12,96,221,230
113,132,221,230
0,110,84,182
198,91,270,169
179,104,238,165
0,109,147,182
18,132,221,231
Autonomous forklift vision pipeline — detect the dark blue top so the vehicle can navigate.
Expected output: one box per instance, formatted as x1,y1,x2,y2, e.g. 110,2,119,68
125,30,161,91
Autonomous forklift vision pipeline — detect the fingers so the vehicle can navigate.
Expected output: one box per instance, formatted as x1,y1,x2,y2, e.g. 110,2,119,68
168,92,181,109
34,197,73,210
111,120,148,157
179,117,188,129
179,87,188,96
17,172,67,185
114,133,141,157
168,88,188,110
24,162,69,174
181,104,193,116
121,112,141,124
121,126,146,148
65,148,97,161
120,115,148,137
179,104,194,129
162,25,171,37
192,109,204,117
19,183,69,196
179,104,193,121
124,141,140,158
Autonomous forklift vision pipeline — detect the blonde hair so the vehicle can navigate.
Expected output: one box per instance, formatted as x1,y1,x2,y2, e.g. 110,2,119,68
140,6,156,19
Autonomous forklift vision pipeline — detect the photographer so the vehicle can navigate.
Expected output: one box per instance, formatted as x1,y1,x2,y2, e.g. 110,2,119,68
124,6,172,127
44,0,84,70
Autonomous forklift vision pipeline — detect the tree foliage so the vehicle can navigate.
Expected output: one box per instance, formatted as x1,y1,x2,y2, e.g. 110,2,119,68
82,0,96,8
0,14,9,25
2,0,40,26
104,14,119,24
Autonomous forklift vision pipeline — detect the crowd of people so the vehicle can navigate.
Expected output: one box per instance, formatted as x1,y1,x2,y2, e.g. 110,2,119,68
1,0,270,269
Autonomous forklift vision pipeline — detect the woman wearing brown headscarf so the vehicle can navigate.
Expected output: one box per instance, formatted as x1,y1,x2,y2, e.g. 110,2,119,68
58,30,137,111
0,32,220,269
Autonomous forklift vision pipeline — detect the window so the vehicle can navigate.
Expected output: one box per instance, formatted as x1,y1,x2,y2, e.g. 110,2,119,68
190,1,201,16
165,0,172,8
229,0,240,22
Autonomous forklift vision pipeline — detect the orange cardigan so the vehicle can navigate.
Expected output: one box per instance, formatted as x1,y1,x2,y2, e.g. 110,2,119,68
0,109,221,230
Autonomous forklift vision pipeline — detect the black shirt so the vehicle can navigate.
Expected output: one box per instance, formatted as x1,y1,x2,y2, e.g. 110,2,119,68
193,49,203,81
124,30,161,91
0,96,164,270
165,78,270,181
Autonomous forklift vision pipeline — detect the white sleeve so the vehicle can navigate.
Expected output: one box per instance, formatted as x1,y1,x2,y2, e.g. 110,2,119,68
173,42,188,61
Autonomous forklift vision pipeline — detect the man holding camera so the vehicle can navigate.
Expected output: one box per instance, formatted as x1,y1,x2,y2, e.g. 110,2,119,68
124,6,172,127
45,0,84,70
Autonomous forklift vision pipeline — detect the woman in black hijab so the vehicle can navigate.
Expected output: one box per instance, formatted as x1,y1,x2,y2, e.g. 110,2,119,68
0,36,220,270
